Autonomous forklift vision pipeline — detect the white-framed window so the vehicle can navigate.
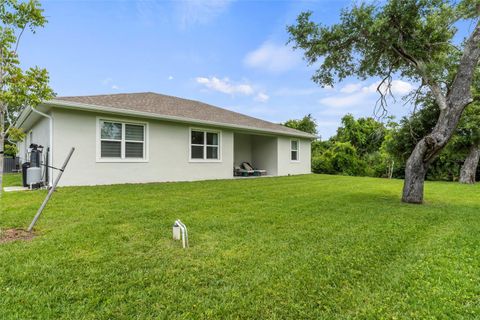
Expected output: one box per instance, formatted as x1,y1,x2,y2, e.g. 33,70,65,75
189,128,221,161
97,118,147,162
291,139,299,161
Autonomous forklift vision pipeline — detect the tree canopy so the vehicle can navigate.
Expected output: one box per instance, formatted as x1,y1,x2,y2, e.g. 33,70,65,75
288,0,476,98
335,114,387,156
0,0,53,186
283,114,318,136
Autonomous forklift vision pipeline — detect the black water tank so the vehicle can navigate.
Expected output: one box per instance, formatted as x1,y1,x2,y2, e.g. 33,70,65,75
22,162,30,187
29,144,42,167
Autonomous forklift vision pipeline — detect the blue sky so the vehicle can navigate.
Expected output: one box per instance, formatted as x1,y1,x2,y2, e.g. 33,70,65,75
17,0,473,138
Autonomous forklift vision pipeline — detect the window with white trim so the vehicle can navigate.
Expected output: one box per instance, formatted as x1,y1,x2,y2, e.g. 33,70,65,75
190,129,220,160
99,120,146,160
291,139,299,161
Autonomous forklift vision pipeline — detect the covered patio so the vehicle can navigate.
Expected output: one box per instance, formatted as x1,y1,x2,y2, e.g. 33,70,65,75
233,132,278,177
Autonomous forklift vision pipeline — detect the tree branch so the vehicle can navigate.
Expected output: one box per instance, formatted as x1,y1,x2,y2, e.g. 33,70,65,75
374,70,394,119
391,44,448,111
404,84,425,107
14,25,27,53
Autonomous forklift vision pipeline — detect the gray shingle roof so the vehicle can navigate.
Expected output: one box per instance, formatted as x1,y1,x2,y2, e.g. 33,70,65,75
51,92,314,138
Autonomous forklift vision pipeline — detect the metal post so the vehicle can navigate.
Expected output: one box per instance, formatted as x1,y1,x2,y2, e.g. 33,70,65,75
27,148,75,232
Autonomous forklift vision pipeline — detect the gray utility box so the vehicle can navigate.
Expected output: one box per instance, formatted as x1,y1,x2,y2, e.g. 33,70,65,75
26,167,42,186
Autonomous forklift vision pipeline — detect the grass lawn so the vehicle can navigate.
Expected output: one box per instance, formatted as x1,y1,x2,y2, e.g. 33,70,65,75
1,173,479,319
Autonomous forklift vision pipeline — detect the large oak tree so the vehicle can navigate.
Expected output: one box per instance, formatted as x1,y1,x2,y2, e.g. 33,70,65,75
288,0,480,203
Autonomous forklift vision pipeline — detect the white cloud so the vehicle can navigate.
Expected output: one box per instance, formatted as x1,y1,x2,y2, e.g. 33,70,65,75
390,80,414,95
168,75,174,80
196,76,272,103
111,85,119,90
320,79,414,108
319,92,372,108
314,80,415,139
339,80,414,96
340,83,362,94
177,0,233,28
196,76,254,95
254,92,270,103
244,41,301,73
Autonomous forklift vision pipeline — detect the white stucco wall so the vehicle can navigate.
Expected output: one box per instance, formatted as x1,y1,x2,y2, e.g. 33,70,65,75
17,139,27,163
251,135,278,176
51,109,235,186
276,137,311,176
17,116,51,163
233,133,252,166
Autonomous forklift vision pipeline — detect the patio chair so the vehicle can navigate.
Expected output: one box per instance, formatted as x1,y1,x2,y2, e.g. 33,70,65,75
241,162,267,176
234,165,254,177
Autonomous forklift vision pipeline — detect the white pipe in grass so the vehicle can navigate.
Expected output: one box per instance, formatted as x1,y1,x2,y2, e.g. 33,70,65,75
173,220,189,248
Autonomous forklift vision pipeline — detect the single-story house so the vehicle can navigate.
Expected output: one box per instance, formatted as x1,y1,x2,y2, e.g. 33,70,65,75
14,92,315,187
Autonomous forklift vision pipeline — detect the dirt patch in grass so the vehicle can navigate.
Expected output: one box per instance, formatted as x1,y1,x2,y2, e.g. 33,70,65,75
0,228,35,244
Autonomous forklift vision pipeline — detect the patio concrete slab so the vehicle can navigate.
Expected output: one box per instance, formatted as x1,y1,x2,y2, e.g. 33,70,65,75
3,186,29,192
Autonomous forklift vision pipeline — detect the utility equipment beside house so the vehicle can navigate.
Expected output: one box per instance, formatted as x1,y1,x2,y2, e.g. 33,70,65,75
23,144,46,189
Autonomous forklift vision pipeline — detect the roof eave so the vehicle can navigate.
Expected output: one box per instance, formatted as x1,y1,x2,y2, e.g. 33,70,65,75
14,106,33,129
44,99,317,139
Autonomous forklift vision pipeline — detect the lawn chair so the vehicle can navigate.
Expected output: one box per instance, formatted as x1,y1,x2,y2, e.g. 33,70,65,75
234,165,254,176
241,162,267,176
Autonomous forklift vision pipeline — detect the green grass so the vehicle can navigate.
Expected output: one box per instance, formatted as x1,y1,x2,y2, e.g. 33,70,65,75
1,174,479,319
2,173,23,187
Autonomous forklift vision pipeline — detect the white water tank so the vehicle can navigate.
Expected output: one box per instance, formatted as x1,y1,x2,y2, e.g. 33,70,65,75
26,167,42,186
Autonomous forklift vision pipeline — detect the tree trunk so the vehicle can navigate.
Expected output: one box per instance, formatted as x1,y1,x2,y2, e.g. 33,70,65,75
459,144,480,184
402,21,480,203
402,105,465,203
402,140,429,203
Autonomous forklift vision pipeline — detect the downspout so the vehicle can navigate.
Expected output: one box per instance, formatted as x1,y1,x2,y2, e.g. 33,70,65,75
30,106,53,187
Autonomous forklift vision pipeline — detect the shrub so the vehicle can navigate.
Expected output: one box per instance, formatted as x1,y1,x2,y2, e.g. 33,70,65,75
312,142,367,176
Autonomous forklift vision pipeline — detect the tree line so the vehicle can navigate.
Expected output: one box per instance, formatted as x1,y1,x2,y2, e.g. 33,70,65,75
285,101,480,184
